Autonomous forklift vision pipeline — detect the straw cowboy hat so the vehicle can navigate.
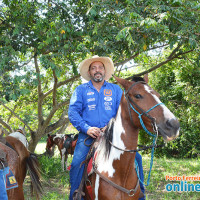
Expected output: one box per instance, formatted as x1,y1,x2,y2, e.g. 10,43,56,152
79,55,114,81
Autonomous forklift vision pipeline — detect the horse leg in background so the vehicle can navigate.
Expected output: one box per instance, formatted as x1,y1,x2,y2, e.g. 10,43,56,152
61,148,66,171
65,154,68,171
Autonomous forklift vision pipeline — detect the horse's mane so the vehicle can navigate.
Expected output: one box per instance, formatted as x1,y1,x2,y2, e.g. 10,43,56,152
132,76,144,82
103,118,115,158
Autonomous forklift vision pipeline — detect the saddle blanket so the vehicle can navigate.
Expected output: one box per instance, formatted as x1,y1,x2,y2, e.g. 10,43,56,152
0,167,18,190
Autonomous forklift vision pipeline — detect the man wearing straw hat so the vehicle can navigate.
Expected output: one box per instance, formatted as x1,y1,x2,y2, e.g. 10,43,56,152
68,55,145,200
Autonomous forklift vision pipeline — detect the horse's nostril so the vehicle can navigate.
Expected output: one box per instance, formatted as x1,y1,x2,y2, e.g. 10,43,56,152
166,118,180,130
166,119,173,128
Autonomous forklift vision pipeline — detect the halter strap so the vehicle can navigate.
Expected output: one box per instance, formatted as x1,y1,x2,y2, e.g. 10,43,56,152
123,81,164,186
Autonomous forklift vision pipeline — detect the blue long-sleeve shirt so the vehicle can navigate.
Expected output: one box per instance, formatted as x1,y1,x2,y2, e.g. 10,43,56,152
68,80,122,136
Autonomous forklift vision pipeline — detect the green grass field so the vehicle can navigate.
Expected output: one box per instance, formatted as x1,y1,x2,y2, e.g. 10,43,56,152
24,142,200,200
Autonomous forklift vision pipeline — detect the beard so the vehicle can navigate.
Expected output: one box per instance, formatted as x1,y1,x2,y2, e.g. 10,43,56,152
91,72,105,82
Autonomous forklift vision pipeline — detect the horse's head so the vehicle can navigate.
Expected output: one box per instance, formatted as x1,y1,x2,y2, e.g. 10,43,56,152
46,134,55,151
115,74,180,142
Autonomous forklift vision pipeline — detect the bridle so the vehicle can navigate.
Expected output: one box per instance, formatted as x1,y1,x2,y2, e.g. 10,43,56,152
125,81,162,135
109,81,164,186
109,81,163,153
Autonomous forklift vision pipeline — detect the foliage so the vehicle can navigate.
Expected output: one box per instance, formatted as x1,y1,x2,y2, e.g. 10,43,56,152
39,156,63,178
0,0,199,154
139,51,200,158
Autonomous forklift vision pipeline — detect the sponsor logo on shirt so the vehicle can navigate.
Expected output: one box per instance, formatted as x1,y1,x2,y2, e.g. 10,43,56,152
104,96,112,101
104,89,112,96
87,92,94,96
88,105,96,110
104,102,112,106
105,106,112,110
87,98,95,102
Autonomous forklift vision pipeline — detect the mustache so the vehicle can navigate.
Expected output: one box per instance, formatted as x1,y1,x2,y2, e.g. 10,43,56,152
94,72,102,76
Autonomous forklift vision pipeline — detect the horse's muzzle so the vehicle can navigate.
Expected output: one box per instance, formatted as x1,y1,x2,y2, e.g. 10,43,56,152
157,118,180,142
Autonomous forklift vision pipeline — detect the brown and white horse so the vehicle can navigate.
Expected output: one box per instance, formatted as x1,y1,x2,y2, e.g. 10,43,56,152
46,134,78,171
81,75,180,200
0,136,42,200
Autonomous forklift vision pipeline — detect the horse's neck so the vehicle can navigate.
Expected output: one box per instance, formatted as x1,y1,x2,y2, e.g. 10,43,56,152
117,105,138,147
95,105,139,177
53,137,64,147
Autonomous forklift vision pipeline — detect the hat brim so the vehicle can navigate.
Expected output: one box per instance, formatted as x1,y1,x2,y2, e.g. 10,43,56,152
79,57,114,81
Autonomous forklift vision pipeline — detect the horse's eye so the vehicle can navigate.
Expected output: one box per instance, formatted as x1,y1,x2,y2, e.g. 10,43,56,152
134,94,143,99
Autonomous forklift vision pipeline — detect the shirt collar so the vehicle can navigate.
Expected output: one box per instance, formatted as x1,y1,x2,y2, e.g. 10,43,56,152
88,80,107,89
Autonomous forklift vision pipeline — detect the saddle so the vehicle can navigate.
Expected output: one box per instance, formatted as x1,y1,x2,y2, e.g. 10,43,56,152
63,134,78,151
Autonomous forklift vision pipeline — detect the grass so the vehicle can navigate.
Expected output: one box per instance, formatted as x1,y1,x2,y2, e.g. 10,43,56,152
142,155,200,200
24,143,200,200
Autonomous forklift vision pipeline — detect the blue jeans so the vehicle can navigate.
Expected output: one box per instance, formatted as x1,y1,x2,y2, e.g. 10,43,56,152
69,134,92,200
69,134,145,200
136,152,145,200
0,169,8,200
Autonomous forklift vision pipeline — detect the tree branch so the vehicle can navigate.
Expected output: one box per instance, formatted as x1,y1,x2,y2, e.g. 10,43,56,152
0,101,32,133
43,100,70,129
43,75,80,98
0,118,13,133
34,52,44,124
122,48,194,79
44,109,70,134
52,69,58,107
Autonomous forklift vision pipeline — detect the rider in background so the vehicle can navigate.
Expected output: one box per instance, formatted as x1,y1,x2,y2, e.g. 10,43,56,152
68,55,145,200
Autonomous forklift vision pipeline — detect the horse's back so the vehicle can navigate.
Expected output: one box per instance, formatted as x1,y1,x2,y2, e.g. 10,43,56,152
9,132,28,148
6,136,29,161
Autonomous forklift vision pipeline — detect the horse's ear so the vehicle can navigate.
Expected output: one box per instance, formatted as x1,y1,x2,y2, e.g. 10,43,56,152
113,75,129,89
143,74,149,83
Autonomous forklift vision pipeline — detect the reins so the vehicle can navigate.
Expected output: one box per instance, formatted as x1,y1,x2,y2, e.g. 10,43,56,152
92,161,140,197
109,141,164,153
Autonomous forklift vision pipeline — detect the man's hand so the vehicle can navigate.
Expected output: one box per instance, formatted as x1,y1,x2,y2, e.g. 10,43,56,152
87,127,101,138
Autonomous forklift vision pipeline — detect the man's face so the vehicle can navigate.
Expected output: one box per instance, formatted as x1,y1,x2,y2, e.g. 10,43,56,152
88,61,106,82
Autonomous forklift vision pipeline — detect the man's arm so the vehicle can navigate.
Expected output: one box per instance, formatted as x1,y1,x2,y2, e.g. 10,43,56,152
68,86,90,134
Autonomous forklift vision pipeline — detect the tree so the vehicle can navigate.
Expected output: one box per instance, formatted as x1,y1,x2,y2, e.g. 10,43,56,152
0,0,199,152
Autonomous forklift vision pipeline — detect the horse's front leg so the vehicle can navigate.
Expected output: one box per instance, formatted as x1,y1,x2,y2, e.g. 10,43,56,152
65,154,68,171
61,148,66,171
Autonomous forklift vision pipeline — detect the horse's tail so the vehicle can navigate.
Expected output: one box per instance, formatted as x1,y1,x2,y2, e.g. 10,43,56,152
26,153,43,199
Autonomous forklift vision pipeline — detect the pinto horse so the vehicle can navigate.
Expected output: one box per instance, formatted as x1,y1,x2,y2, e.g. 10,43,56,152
76,75,180,200
46,133,78,171
0,136,42,200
